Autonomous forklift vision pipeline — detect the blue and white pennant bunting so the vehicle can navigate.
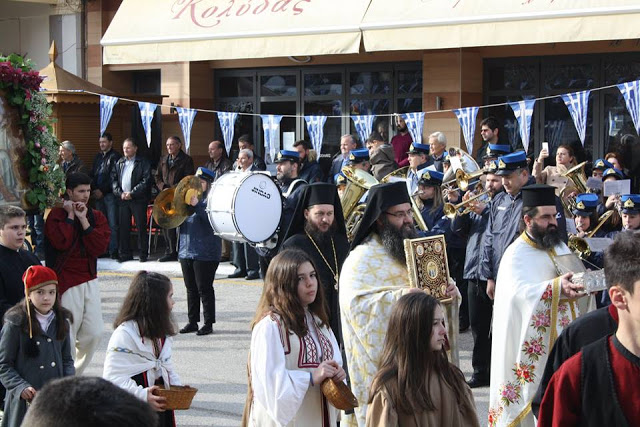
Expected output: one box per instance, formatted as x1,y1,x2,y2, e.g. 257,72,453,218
304,115,327,154
561,90,591,147
351,115,375,146
176,107,197,153
137,102,157,148
401,112,425,145
217,112,238,156
452,107,479,155
617,80,640,135
509,99,536,153
260,115,283,162
100,95,118,136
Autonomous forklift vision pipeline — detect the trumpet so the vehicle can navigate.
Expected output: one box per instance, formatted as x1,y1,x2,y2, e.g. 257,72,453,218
443,190,490,219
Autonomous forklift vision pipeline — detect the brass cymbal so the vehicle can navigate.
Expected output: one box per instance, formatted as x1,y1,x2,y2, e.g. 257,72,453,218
174,175,203,217
152,187,185,229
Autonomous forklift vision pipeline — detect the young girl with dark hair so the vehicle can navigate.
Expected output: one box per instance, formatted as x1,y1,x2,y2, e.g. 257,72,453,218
103,271,182,427
244,249,346,426
366,293,479,427
0,265,74,427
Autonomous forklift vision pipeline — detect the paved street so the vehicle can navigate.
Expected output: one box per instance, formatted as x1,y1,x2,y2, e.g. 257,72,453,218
85,258,489,426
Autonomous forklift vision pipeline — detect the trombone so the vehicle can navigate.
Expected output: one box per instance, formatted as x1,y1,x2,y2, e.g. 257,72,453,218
568,210,615,259
443,190,490,219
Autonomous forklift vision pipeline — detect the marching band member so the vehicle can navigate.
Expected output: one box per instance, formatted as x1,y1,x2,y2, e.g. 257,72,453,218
406,143,432,198
450,160,504,388
591,158,614,180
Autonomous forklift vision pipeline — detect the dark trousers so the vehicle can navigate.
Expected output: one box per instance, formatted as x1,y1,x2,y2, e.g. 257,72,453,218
118,200,148,258
232,242,259,275
95,192,119,254
180,259,218,325
162,227,177,254
448,247,469,327
468,279,493,376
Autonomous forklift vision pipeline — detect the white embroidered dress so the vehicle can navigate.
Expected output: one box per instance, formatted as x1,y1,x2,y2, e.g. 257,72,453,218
249,310,342,426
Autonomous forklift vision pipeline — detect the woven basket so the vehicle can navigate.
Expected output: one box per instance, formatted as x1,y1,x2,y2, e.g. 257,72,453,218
320,378,358,411
154,385,198,410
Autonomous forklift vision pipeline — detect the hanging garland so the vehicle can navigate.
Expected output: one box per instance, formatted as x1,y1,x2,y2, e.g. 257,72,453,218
0,53,65,211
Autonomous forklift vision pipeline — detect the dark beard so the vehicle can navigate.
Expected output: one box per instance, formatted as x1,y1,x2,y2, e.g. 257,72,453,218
530,221,562,250
378,217,419,264
304,220,337,246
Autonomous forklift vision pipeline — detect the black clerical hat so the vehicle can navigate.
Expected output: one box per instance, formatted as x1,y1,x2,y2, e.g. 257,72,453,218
283,183,347,241
350,181,411,249
522,184,556,208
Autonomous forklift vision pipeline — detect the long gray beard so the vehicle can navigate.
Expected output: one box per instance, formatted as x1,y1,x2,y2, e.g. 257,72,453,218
379,220,419,264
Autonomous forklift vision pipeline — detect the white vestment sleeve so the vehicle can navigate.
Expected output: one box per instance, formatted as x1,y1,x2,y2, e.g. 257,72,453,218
162,337,182,386
251,317,310,425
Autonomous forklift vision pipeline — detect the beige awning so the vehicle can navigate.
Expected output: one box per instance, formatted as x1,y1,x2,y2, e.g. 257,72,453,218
361,0,640,52
101,0,369,64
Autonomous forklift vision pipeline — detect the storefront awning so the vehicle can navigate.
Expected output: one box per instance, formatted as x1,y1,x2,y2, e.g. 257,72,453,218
101,0,369,64
361,0,640,52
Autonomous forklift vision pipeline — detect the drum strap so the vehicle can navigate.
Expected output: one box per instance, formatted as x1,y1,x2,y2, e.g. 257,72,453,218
283,179,307,197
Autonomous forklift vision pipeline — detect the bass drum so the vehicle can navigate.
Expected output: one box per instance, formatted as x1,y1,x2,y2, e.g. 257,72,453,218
206,172,282,244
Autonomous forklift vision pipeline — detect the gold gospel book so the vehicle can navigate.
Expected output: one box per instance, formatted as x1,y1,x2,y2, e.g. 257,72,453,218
403,235,451,301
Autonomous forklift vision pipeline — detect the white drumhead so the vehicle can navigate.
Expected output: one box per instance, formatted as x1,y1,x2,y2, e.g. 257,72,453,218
233,173,282,243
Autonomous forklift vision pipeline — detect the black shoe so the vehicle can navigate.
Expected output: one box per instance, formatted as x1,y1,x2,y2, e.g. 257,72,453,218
467,375,490,388
110,252,119,260
196,324,213,336
139,256,148,263
99,253,110,259
459,322,470,333
118,255,133,263
245,272,260,280
179,323,198,334
158,253,178,262
220,255,230,262
228,270,247,279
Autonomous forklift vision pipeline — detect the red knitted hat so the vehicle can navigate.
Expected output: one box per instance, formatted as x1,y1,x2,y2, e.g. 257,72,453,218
23,265,58,294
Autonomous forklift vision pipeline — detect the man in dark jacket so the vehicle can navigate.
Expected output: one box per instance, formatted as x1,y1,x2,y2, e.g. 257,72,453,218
293,139,323,183
204,140,232,181
91,132,121,259
450,161,503,388
155,136,195,262
111,137,152,263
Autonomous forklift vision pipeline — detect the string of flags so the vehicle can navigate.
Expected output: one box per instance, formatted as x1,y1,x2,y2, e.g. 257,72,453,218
87,79,640,155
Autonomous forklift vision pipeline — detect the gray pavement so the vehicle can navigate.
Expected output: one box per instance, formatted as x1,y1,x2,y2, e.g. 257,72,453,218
85,258,489,426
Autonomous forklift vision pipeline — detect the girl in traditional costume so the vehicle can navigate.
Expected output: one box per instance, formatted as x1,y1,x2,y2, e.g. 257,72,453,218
366,293,479,427
243,249,346,426
0,265,74,427
103,271,182,427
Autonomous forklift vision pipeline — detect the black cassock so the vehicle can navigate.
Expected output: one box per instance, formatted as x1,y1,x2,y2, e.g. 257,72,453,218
281,233,350,344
